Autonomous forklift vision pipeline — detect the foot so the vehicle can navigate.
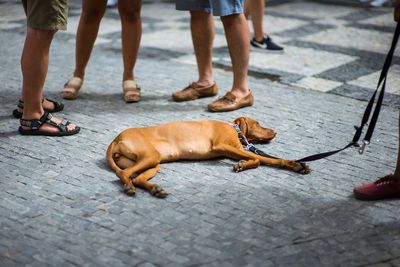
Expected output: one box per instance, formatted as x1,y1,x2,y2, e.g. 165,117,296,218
353,174,400,200
19,111,80,136
150,186,168,198
123,80,141,103
250,35,284,52
207,90,254,112
62,77,83,100
123,183,136,196
172,81,218,102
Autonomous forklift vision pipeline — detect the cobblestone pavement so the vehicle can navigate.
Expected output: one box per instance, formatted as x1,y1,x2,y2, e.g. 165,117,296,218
1,0,400,266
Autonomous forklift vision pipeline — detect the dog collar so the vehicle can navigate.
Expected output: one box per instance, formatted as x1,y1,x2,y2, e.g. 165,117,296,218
231,123,256,152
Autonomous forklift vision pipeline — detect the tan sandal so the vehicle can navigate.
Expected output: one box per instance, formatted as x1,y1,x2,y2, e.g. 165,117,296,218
62,77,83,100
123,80,141,103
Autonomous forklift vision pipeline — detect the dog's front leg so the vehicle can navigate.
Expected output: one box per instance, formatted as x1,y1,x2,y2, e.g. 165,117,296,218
212,144,260,172
212,144,310,174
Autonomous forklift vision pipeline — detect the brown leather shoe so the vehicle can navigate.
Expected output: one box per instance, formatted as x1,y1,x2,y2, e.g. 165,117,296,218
207,90,254,112
172,82,218,102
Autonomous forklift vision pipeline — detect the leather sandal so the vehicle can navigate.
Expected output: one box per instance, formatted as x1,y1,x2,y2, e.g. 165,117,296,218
19,111,80,136
62,77,83,100
12,98,64,119
123,80,141,103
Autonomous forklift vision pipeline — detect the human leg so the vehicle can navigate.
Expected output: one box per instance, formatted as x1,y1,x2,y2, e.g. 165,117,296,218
62,0,107,99
21,0,79,135
353,111,400,200
394,112,400,178
16,0,66,115
21,27,79,135
246,0,283,51
172,1,218,101
190,11,215,87
208,12,253,112
118,0,142,82
247,0,264,41
118,0,142,102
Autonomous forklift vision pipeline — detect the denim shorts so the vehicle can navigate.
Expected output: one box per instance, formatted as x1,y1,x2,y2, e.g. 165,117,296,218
22,0,68,30
176,0,244,17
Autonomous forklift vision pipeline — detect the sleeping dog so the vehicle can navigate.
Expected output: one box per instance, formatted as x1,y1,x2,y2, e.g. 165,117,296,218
106,117,309,197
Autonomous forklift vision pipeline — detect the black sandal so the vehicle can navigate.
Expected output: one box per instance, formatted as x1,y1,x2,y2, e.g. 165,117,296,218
12,98,64,119
19,111,80,136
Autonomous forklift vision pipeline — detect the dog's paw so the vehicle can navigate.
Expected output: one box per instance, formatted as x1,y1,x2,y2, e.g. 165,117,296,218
123,184,136,196
150,186,168,198
233,160,246,173
295,162,311,174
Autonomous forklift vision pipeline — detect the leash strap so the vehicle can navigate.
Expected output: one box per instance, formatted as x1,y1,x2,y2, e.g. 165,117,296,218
234,22,399,163
296,21,400,162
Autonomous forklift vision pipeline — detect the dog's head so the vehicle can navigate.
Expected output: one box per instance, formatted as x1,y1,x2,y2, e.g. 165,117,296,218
234,117,276,143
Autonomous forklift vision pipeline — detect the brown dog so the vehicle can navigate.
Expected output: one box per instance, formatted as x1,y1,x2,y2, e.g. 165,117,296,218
106,117,310,197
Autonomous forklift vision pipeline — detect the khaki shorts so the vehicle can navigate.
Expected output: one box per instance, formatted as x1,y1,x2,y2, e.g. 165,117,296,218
22,0,68,30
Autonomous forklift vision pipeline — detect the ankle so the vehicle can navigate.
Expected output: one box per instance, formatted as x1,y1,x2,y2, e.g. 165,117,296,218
196,79,214,87
73,71,84,80
123,73,134,82
21,110,44,121
254,36,264,43
230,87,250,98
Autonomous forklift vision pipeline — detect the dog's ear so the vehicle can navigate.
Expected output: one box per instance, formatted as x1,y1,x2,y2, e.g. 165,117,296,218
234,117,248,134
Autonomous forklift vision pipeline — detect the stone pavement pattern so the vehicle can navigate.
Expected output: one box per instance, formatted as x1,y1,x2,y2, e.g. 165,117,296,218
0,0,400,266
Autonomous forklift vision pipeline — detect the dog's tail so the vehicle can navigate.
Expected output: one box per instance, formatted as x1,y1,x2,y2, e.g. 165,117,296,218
106,139,122,174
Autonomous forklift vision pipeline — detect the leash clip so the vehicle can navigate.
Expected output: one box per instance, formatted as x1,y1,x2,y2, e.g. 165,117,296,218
358,140,369,155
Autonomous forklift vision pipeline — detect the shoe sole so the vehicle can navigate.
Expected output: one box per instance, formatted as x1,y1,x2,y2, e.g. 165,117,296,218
208,102,253,113
353,190,400,201
18,126,81,136
250,46,284,53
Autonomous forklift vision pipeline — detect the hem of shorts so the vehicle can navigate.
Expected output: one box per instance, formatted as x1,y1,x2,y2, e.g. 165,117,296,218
176,6,243,16
27,22,67,31
217,8,243,17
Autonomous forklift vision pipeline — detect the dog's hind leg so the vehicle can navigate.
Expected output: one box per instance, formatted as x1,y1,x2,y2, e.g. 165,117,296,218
133,164,168,198
117,154,161,196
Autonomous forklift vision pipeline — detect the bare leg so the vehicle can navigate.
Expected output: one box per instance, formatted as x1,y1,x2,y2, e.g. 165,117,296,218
21,27,77,133
220,13,250,99
248,0,265,41
394,111,400,178
118,0,142,82
190,11,215,87
73,0,107,79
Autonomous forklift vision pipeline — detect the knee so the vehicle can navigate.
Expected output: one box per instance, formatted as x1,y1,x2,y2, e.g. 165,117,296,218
220,13,241,26
27,27,56,41
119,8,141,22
81,8,105,23
190,11,209,21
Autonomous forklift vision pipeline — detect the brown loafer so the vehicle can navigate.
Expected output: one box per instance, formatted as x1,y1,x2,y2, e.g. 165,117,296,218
207,90,254,112
172,82,218,102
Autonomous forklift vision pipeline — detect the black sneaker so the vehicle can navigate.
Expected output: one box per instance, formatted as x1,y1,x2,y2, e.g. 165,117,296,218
250,35,284,52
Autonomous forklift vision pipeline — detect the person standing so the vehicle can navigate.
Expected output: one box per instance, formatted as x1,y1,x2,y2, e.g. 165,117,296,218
245,0,283,52
18,0,80,136
353,1,400,200
62,0,143,103
172,0,254,112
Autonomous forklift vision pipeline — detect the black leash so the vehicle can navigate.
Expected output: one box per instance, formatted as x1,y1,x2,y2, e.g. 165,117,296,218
238,22,400,163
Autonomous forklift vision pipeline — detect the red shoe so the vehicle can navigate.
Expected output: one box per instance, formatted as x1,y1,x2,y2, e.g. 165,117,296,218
353,174,400,200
